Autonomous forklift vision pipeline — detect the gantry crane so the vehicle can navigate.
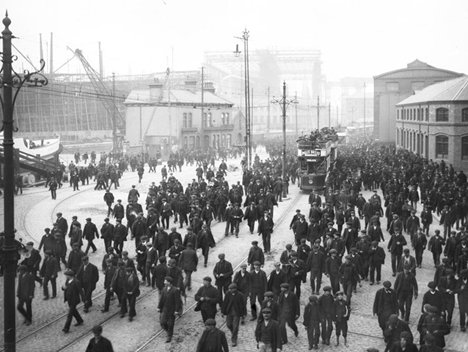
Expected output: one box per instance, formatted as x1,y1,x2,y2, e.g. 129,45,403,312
69,47,125,154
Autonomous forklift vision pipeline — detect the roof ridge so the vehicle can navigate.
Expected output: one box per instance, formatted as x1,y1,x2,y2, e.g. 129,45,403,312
452,75,468,101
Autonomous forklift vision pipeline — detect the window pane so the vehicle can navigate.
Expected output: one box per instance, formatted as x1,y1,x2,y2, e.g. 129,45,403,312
462,137,468,160
436,108,448,122
435,135,448,158
462,108,468,122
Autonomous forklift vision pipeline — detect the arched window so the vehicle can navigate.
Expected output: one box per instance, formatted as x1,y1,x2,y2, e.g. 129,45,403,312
435,135,449,159
436,108,449,122
462,108,468,122
462,136,468,160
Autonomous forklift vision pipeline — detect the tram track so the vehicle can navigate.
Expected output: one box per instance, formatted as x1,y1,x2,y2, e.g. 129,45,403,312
46,192,303,352
134,192,302,352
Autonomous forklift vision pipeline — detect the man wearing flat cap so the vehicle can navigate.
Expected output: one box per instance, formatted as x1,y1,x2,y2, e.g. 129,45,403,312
421,281,443,315
221,283,246,347
196,318,229,352
250,261,268,321
213,254,233,305
248,241,265,271
158,276,182,343
62,269,84,333
83,218,99,255
195,276,219,322
278,282,300,344
373,281,398,334
255,308,282,352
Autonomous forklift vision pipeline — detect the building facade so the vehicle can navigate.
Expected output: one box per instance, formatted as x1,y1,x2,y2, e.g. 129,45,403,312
124,82,243,157
374,60,462,142
395,76,468,171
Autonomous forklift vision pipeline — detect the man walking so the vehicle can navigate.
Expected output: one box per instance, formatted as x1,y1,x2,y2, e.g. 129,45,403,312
40,250,59,300
158,276,182,343
77,256,99,313
17,265,35,325
62,269,84,333
278,282,300,344
221,283,246,347
83,218,99,255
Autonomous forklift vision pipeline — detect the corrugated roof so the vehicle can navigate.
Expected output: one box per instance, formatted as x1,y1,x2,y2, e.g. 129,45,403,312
374,59,462,80
397,75,468,105
124,88,233,106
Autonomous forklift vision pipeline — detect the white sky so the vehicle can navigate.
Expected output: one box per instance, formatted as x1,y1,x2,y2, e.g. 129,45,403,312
4,0,468,80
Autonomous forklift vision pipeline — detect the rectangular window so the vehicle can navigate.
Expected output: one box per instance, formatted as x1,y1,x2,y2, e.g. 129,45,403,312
183,113,187,128
435,136,449,159
436,108,449,122
462,108,468,122
425,108,429,121
462,137,468,160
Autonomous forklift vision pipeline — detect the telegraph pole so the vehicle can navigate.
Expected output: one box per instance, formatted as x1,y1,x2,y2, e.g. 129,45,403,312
267,86,270,133
1,13,48,351
328,102,331,128
295,91,298,136
112,72,117,153
200,66,205,150
317,96,320,130
363,82,366,136
272,81,297,196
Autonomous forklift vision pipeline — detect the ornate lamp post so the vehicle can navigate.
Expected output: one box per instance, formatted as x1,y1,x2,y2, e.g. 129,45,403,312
1,12,48,351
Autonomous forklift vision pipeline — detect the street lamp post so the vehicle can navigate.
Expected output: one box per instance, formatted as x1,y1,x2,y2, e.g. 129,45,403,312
272,81,297,197
234,29,251,168
1,13,48,351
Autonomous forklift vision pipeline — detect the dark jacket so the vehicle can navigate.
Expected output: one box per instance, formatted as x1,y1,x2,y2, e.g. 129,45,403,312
221,290,247,316
85,336,114,352
83,222,99,241
77,263,99,290
255,319,282,352
158,285,182,315
196,327,229,352
63,278,83,306
40,256,59,278
179,247,199,272
17,271,35,300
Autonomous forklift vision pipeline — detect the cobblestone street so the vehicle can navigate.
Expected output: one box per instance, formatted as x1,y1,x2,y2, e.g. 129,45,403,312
1,153,468,351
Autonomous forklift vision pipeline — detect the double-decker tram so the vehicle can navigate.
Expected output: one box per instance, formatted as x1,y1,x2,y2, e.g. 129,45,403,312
297,128,338,193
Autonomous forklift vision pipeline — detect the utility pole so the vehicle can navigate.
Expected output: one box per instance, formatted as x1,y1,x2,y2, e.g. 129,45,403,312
200,66,205,150
363,82,366,136
112,72,117,153
2,14,48,351
267,86,270,134
295,91,298,136
317,96,320,130
328,102,331,128
272,81,297,197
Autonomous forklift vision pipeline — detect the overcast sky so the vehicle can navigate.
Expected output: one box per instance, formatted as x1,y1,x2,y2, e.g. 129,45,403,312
4,0,468,81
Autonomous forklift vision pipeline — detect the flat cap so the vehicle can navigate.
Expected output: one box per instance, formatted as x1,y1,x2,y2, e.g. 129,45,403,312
203,276,212,282
280,283,290,289
64,269,75,276
383,281,392,288
264,291,274,297
322,286,332,292
205,318,216,326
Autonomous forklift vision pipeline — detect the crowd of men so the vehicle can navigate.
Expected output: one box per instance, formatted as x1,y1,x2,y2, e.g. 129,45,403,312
9,140,468,352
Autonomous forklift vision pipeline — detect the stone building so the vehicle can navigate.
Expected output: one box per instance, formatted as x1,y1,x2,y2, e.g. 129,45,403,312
395,75,468,171
374,60,463,142
124,81,244,157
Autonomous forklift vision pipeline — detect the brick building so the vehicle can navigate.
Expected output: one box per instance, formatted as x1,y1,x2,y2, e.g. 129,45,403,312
395,75,468,171
374,60,462,142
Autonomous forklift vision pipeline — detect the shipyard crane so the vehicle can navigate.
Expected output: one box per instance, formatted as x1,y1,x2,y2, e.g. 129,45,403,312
68,47,125,154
